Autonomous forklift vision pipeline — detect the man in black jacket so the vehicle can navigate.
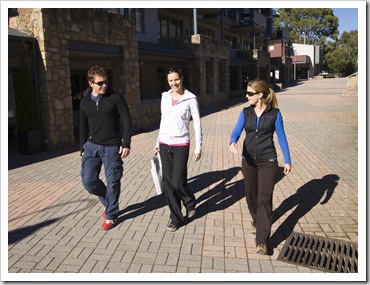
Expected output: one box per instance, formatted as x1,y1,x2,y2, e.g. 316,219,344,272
80,65,132,230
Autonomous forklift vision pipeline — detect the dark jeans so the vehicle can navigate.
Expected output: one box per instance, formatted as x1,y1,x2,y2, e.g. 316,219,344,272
159,144,196,226
241,156,278,245
81,141,123,220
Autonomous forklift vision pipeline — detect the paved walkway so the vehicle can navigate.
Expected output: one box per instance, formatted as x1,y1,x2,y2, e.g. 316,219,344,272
5,78,362,282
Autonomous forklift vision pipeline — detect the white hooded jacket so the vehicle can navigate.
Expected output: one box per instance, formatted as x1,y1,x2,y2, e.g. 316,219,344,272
156,89,202,154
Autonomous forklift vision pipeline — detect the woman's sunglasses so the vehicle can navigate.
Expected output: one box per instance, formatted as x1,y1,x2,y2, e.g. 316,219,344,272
246,91,259,97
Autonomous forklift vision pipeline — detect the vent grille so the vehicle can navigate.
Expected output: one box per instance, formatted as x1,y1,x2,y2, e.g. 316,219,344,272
277,232,358,273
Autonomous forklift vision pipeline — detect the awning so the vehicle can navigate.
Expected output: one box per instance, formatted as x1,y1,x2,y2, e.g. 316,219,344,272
8,27,34,40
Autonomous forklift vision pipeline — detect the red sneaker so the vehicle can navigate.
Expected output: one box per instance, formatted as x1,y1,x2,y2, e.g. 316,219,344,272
102,210,106,219
101,219,117,230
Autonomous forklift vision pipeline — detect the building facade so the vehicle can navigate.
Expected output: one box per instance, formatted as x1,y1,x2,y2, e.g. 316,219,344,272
267,28,293,87
8,8,279,152
291,43,323,80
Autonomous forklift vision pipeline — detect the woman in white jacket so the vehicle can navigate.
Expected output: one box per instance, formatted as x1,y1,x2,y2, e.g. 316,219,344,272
155,67,202,232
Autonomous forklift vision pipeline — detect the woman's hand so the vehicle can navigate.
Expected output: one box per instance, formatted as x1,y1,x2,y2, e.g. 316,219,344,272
283,163,292,175
229,142,238,154
193,153,201,162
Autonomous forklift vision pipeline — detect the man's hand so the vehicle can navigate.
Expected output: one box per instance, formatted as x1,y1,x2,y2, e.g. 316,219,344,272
119,147,130,158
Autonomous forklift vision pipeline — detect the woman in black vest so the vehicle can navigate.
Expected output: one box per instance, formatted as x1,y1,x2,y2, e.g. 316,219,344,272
229,79,292,255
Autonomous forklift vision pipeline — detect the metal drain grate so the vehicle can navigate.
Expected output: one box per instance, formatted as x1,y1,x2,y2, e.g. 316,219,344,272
277,232,358,273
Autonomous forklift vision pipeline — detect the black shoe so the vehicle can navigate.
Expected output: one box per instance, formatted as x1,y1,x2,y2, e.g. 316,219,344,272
256,243,268,255
187,209,196,219
167,220,179,232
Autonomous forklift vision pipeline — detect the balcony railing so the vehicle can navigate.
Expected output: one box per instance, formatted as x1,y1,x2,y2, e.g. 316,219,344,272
236,50,254,61
232,9,267,30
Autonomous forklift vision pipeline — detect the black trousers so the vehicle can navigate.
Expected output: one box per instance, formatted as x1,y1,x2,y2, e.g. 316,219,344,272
159,144,196,225
241,156,278,245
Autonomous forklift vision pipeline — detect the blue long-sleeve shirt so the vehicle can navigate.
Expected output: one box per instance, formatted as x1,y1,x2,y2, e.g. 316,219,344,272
230,109,291,164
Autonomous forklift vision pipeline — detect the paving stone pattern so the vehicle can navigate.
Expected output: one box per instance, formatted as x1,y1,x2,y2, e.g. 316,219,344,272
7,78,359,279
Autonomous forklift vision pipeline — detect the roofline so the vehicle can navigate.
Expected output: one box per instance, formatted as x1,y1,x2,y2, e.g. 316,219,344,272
8,27,34,41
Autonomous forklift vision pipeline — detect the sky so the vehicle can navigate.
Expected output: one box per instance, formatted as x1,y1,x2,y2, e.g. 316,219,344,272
332,8,358,36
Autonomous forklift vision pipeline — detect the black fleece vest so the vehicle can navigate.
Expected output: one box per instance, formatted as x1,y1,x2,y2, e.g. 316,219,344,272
242,104,279,160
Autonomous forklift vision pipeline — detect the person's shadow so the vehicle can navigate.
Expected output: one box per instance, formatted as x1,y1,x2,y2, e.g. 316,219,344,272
187,167,243,219
268,174,339,254
116,165,287,226
189,166,286,220
116,166,243,224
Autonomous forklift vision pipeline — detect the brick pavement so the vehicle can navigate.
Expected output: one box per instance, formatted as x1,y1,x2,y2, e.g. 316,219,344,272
4,78,362,281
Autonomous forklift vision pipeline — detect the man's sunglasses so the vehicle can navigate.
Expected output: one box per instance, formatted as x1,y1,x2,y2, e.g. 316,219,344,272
93,80,108,86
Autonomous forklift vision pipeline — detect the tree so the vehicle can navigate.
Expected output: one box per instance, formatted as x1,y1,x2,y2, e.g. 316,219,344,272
274,8,339,46
323,30,358,75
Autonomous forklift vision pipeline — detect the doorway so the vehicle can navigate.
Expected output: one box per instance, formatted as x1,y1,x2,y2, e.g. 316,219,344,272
70,71,89,143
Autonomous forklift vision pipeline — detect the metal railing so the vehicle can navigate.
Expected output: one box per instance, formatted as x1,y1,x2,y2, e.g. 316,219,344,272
347,71,358,78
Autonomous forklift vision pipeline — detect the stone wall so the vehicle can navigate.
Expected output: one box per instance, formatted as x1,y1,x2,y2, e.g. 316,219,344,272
347,76,358,92
343,75,358,96
9,8,140,150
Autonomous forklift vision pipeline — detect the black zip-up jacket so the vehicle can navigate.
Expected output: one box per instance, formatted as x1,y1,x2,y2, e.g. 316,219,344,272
242,104,279,160
79,89,132,154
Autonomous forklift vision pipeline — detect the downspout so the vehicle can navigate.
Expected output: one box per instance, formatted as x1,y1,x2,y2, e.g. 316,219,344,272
193,8,197,34
32,38,41,124
219,9,224,40
252,10,256,49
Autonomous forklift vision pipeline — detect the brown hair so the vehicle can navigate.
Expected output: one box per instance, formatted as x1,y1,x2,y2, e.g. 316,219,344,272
247,79,278,108
166,67,183,78
87,65,107,83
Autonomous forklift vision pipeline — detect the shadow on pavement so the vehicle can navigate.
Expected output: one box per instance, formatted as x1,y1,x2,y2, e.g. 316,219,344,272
116,167,244,225
8,199,96,245
189,167,243,219
199,96,245,118
188,166,286,221
116,166,287,227
268,174,339,254
8,218,61,245
117,192,167,223
274,80,306,93
8,135,80,170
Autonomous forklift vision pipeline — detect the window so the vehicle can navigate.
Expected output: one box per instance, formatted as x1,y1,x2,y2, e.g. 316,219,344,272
133,9,144,33
243,40,249,51
199,27,215,38
223,9,237,21
103,8,144,33
159,15,183,38
225,35,237,49
157,67,168,96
